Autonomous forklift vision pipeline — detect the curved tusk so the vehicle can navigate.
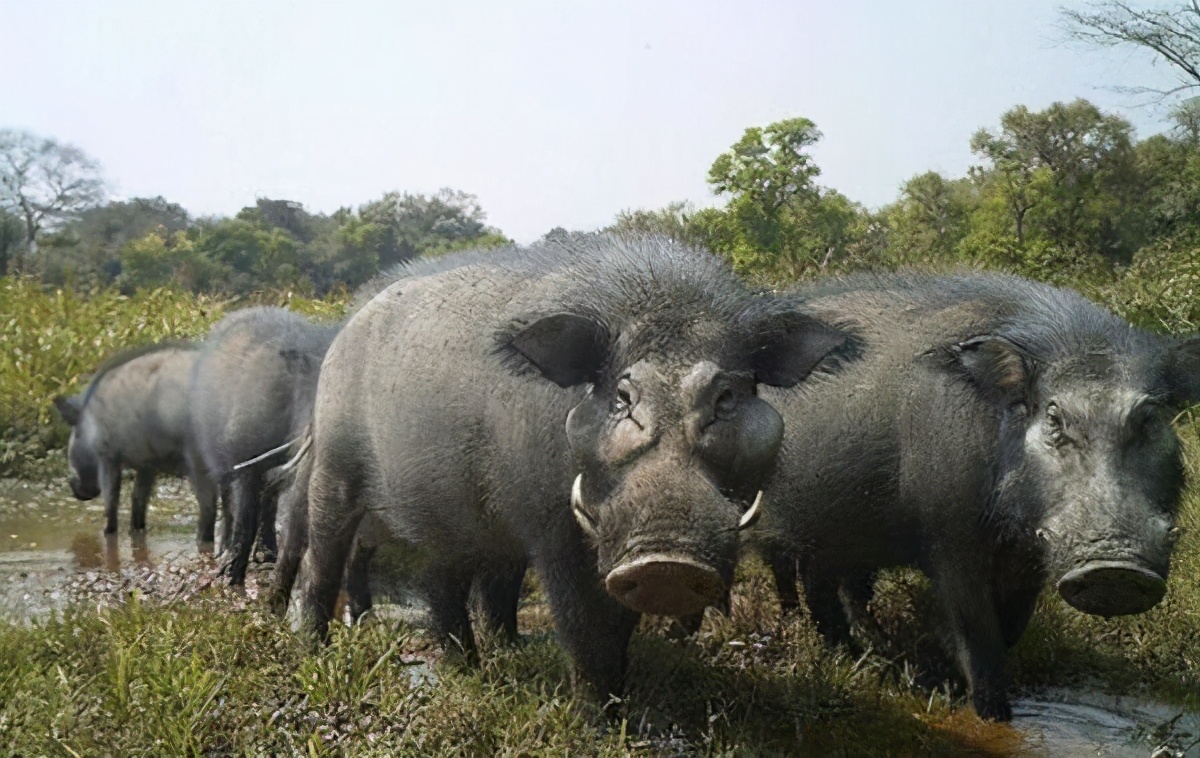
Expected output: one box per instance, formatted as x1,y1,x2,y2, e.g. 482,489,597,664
279,434,313,473
739,490,763,530
571,473,596,535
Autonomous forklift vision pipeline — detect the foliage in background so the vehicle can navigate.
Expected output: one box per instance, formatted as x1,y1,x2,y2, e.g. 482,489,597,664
0,278,348,476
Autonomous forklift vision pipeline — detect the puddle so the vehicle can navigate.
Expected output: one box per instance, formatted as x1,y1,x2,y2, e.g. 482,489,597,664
1012,688,1200,757
0,477,202,619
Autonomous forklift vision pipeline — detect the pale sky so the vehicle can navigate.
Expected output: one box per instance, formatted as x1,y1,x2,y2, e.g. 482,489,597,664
0,1,1182,242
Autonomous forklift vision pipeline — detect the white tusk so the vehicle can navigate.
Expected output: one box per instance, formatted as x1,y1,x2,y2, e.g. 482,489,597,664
571,473,596,535
232,439,295,472
739,490,763,530
279,434,313,473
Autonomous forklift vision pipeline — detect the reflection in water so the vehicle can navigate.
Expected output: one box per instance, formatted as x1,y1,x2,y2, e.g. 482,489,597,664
131,532,149,565
70,533,103,569
69,531,154,571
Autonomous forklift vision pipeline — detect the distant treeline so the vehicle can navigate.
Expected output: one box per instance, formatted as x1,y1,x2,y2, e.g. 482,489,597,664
606,99,1200,336
0,146,509,295
6,92,1200,334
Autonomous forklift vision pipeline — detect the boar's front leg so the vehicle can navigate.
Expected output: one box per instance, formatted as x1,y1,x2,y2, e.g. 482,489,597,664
188,454,219,546
993,545,1044,649
803,567,854,647
100,459,122,535
475,559,527,644
344,536,377,623
419,560,478,658
934,568,1012,721
535,532,639,701
766,550,802,616
130,469,155,532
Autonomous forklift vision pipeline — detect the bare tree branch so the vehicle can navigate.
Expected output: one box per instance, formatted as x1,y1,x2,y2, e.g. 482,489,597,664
0,129,105,271
1062,1,1200,102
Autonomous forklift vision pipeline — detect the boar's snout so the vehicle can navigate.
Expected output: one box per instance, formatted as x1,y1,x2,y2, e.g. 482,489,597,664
1056,560,1167,617
69,476,100,501
605,554,725,616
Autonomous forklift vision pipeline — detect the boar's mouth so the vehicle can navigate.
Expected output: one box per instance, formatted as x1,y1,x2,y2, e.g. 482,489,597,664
1056,560,1167,617
69,477,100,501
604,553,726,616
570,474,762,536
573,474,760,616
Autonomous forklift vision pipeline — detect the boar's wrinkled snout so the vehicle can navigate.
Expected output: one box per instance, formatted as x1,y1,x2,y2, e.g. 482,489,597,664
1056,560,1167,617
605,554,725,616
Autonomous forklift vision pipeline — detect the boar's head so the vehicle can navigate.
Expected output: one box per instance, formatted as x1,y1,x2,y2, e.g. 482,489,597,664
945,329,1200,618
507,287,845,618
54,394,102,501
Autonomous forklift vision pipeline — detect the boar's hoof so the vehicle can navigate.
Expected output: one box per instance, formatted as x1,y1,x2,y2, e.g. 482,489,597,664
605,554,724,616
1056,561,1167,617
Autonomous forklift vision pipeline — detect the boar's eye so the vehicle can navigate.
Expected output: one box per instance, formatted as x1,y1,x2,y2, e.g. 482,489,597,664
1045,402,1071,448
714,388,738,420
614,377,636,415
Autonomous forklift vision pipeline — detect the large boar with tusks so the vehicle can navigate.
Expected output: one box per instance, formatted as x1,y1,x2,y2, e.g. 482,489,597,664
755,272,1200,720
53,343,218,539
189,306,338,584
292,235,846,698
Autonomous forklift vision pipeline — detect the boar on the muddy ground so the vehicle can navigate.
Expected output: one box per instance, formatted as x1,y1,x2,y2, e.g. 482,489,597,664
754,272,1200,721
53,343,218,540
188,306,338,585
289,235,847,699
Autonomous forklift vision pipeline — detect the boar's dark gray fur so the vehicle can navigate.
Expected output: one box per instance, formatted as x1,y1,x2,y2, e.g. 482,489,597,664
53,342,217,538
756,271,1200,721
292,235,846,698
188,306,338,585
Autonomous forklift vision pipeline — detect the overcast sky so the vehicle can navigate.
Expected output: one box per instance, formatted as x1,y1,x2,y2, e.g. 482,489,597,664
0,0,1182,242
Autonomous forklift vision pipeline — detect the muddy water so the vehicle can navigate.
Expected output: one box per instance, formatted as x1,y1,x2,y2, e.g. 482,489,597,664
0,477,201,620
1,479,1198,755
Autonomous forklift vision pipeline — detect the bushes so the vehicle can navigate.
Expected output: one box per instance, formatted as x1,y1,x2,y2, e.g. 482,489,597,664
0,278,347,476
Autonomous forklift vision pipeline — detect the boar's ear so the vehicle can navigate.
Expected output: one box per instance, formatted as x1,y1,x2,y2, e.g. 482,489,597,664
948,335,1031,401
752,312,848,388
1164,335,1200,405
53,395,83,426
508,314,609,388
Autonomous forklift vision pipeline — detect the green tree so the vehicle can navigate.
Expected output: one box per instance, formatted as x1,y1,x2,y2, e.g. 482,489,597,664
358,188,500,267
607,201,704,245
968,99,1141,266
882,172,977,266
702,117,868,281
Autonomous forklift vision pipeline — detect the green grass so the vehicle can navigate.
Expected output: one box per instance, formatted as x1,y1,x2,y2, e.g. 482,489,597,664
2,466,1195,758
0,578,1026,756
